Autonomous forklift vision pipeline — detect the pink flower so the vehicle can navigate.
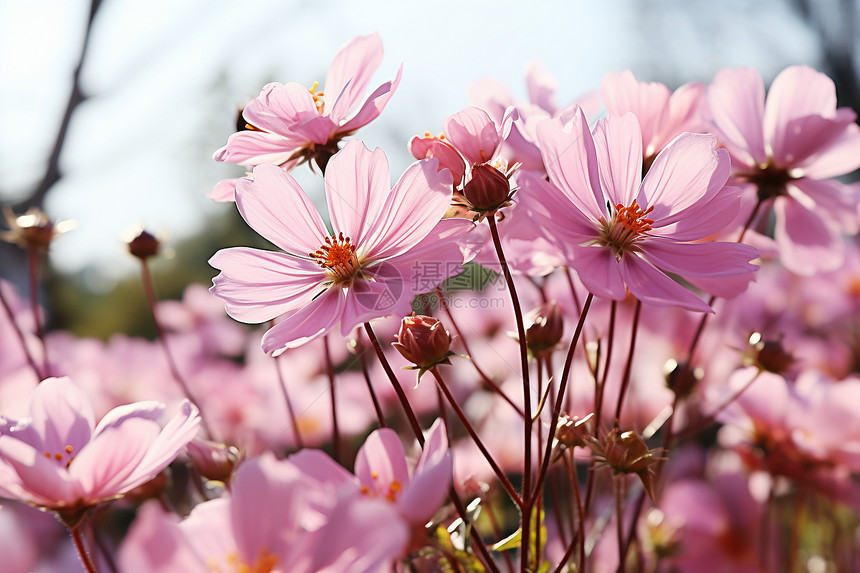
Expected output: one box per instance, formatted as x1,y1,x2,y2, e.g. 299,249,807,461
0,377,199,517
291,418,452,529
531,108,759,311
211,33,402,201
210,139,475,354
707,66,860,274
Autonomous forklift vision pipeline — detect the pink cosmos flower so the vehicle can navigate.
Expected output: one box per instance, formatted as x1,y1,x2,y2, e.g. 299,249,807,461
290,418,452,531
210,139,475,354
0,377,199,518
706,66,860,274
530,108,759,312
211,33,402,201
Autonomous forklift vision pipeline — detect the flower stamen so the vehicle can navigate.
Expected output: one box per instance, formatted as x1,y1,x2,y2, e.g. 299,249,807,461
309,233,360,285
308,81,325,115
597,200,655,260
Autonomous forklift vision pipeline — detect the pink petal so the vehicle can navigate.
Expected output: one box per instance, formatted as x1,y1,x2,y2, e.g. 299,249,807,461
208,177,241,202
323,140,391,246
592,113,643,207
261,288,345,354
355,428,410,498
324,33,384,122
790,178,860,234
93,401,164,435
340,269,414,336
70,418,160,501
236,164,328,255
131,400,201,485
0,437,78,507
769,114,855,170
707,67,767,167
653,81,706,152
230,453,306,563
773,194,844,275
408,135,467,187
179,498,237,570
361,155,454,261
209,248,326,324
398,419,452,525
242,82,319,135
287,449,357,489
619,256,713,312
763,66,837,154
526,60,559,114
642,238,759,278
444,107,503,165
518,172,597,254
601,70,670,155
119,501,205,573
214,130,299,167
570,246,627,301
309,496,408,573
339,64,403,134
796,119,860,179
642,133,730,225
653,185,743,241
29,377,94,457
291,114,338,146
535,109,606,221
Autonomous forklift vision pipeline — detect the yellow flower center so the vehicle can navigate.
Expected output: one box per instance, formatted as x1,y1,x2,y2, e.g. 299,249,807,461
308,81,325,115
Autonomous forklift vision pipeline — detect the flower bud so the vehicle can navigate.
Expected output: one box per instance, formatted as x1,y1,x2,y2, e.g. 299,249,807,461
462,163,511,211
186,439,242,483
1,207,74,252
746,332,794,374
127,229,161,260
554,413,594,450
599,427,658,474
392,314,453,370
663,359,701,398
526,302,564,356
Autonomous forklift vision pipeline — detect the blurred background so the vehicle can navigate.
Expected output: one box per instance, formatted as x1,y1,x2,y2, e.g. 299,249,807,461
0,0,856,338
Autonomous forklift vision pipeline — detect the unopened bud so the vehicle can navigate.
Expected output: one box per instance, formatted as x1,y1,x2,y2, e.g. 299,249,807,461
392,314,453,370
463,163,512,211
594,427,662,501
664,359,701,398
1,207,74,251
555,413,594,450
746,332,794,374
186,439,242,483
526,302,564,356
127,229,161,260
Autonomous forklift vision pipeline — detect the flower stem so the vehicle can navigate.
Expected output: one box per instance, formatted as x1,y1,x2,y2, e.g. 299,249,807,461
27,246,50,377
613,300,642,424
70,525,98,573
486,215,532,571
430,367,522,506
138,259,213,439
363,322,424,447
0,283,42,382
357,333,387,428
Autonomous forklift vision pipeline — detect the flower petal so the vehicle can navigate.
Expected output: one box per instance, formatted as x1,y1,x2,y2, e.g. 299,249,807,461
324,140,391,247
398,419,452,525
763,66,838,155
236,164,328,255
619,256,713,312
601,70,670,155
444,107,504,165
642,238,759,278
131,400,201,486
773,194,844,275
570,246,627,301
261,288,345,354
209,247,326,324
355,428,410,498
324,33,384,122
29,377,94,457
0,437,78,507
642,133,730,225
707,67,767,167
535,109,606,221
593,113,643,207
339,64,403,134
242,82,319,135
